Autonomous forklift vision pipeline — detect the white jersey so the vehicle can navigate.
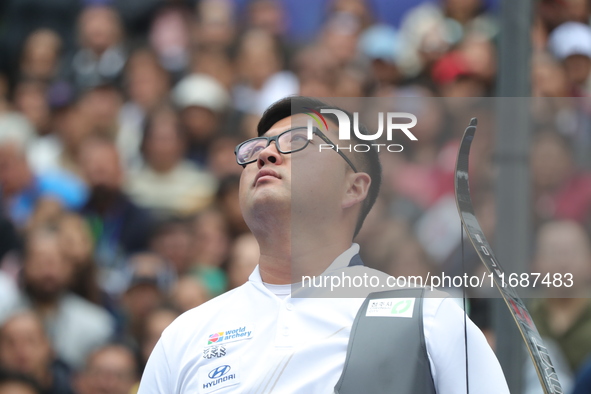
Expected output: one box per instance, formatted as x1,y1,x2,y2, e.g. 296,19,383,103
139,244,509,394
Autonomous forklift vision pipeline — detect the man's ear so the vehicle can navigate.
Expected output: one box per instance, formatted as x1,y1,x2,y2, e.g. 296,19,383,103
342,172,371,209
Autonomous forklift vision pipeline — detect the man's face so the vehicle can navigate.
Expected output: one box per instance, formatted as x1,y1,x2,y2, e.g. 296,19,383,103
23,235,73,302
238,114,352,228
0,144,30,195
79,142,123,189
78,347,136,394
0,313,51,378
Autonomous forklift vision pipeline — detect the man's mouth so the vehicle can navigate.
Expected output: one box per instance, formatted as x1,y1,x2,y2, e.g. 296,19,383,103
254,169,281,185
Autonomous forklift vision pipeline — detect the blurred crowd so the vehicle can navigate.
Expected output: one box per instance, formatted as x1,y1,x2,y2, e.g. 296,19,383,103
1,0,591,393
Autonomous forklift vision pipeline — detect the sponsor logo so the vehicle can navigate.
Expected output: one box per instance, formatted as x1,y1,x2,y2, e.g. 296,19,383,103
208,365,231,379
203,345,226,359
198,362,240,394
206,325,253,345
366,298,416,318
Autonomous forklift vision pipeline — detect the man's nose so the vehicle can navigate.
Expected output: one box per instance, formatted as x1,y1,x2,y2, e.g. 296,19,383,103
257,141,282,167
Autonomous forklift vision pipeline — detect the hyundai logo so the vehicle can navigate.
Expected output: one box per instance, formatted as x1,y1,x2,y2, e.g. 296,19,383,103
208,365,231,379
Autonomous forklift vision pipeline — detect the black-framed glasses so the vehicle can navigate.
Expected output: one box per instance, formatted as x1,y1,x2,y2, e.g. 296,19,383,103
234,127,358,172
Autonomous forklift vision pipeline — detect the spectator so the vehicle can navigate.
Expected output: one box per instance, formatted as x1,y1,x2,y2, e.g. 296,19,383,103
233,29,298,115
0,369,41,394
77,84,124,138
169,276,209,313
54,212,102,305
188,209,230,297
121,253,174,344
0,136,87,229
148,4,193,75
0,310,74,394
548,22,591,96
139,308,178,372
12,80,52,137
126,105,217,217
18,29,62,82
78,136,154,293
530,220,591,374
118,49,171,169
69,5,126,90
11,227,114,370
172,73,230,166
148,218,193,275
75,344,138,394
531,131,591,228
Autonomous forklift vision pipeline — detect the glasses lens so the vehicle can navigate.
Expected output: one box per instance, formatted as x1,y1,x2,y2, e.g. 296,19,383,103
237,138,268,164
279,128,309,152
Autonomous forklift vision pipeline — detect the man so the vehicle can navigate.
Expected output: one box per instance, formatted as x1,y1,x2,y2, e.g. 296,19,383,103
76,344,138,394
0,135,87,229
139,97,509,393
0,310,74,394
0,369,41,394
4,227,114,370
78,136,154,295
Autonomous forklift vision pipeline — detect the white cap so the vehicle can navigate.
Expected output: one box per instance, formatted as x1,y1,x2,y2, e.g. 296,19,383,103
548,22,591,60
172,73,230,113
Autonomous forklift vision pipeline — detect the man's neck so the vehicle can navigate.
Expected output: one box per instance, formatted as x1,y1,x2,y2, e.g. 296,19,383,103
256,225,353,285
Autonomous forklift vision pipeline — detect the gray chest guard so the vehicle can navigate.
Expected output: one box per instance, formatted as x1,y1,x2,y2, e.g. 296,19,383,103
334,288,436,394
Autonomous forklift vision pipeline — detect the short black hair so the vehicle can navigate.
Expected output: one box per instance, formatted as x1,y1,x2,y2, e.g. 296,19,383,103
257,96,382,237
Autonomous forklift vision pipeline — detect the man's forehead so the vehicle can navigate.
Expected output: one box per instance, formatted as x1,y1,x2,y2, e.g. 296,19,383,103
262,113,339,137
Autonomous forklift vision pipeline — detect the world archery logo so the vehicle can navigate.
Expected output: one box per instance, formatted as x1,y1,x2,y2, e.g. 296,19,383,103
208,332,224,345
206,326,253,346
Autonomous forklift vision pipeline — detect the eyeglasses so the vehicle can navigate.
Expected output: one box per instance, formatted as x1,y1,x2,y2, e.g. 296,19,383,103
234,127,358,172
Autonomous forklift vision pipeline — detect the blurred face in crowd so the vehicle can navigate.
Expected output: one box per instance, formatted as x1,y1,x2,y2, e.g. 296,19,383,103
141,309,178,365
57,213,94,266
79,139,123,190
0,381,38,394
13,81,50,135
563,54,591,87
444,0,482,22
150,222,193,275
532,55,569,97
531,132,572,191
123,254,168,322
57,106,93,155
320,15,360,66
0,143,32,195
237,29,281,89
192,210,230,266
534,220,591,294
149,7,191,64
23,232,73,303
195,0,236,49
126,51,170,110
181,106,219,143
248,0,285,36
0,312,51,384
143,109,185,172
170,276,209,313
78,86,123,136
227,233,260,289
78,6,122,54
20,29,61,81
77,346,137,394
